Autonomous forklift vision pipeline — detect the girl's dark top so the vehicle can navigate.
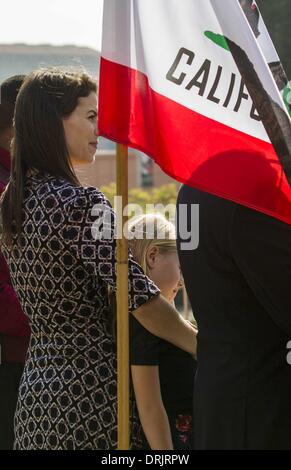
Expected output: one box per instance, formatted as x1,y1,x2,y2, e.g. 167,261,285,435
130,314,196,450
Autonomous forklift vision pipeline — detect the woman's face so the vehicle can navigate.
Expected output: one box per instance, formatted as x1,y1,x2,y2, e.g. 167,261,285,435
63,92,98,166
147,247,183,303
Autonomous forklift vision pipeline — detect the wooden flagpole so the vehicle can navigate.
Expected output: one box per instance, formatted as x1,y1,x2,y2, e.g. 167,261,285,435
116,143,129,450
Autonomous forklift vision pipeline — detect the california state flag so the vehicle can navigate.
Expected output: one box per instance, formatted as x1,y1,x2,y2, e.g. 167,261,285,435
98,0,291,224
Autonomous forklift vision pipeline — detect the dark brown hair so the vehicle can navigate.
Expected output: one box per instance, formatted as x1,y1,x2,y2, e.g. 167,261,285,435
0,68,97,245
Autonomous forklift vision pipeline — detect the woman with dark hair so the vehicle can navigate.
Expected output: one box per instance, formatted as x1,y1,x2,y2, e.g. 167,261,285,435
0,68,196,450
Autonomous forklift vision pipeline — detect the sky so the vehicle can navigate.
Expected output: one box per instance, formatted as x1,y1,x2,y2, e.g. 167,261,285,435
0,0,104,51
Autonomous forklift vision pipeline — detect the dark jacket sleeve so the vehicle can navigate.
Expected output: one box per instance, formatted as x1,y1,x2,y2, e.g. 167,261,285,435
0,181,30,337
0,251,30,337
230,205,291,336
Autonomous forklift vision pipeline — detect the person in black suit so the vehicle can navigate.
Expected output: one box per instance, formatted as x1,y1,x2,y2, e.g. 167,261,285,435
176,184,291,450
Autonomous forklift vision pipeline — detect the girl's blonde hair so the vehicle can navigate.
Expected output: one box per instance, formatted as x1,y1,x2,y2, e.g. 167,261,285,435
108,214,180,339
127,213,177,276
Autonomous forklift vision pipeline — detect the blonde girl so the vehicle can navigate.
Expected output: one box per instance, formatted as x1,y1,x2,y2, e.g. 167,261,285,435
129,213,196,450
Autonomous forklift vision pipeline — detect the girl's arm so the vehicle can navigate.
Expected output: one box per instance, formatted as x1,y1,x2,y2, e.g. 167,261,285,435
131,365,173,450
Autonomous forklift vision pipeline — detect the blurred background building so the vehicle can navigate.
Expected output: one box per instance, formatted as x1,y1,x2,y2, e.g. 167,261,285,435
0,43,179,190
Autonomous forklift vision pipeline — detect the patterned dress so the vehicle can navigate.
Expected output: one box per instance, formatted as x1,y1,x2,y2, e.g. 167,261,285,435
1,173,159,450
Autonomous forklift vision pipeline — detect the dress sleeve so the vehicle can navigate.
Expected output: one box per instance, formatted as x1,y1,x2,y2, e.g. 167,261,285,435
63,186,160,312
230,204,291,336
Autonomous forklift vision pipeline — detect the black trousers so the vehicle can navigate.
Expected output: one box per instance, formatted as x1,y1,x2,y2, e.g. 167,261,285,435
0,363,24,450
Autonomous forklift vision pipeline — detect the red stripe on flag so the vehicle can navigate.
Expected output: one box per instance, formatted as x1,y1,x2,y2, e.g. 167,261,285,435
98,57,291,224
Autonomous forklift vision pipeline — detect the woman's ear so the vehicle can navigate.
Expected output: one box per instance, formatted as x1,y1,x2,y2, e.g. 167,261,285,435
146,245,159,269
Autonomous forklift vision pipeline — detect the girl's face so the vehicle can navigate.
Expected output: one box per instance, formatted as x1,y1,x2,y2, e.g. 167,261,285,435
147,247,183,303
63,92,98,166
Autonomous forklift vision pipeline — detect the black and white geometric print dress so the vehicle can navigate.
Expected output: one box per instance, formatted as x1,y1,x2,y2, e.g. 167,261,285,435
1,173,159,450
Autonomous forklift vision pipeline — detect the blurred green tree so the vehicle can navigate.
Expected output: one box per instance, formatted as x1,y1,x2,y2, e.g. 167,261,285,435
257,0,291,78
100,183,178,218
